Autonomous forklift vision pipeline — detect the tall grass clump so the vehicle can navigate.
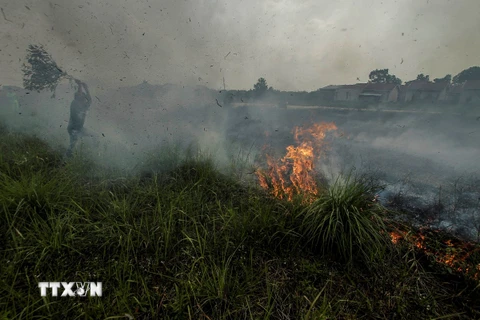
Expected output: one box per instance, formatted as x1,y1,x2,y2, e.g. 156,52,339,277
300,174,392,267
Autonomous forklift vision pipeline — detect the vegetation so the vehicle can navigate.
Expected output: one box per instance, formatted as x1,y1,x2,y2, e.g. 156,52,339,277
0,128,479,319
453,66,480,84
434,74,452,83
416,73,430,82
22,44,70,93
300,175,391,268
368,69,402,85
253,77,270,98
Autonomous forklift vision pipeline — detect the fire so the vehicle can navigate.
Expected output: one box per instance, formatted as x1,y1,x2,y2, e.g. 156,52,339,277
256,122,337,202
390,231,403,244
389,227,480,281
415,234,426,250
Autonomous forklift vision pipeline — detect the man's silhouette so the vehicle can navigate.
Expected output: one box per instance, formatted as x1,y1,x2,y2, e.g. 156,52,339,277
66,80,91,158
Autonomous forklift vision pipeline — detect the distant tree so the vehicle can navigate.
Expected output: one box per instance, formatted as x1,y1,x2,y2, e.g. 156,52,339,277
369,69,388,83
368,69,402,85
416,73,430,82
254,77,268,96
387,74,402,85
433,74,451,83
453,67,480,84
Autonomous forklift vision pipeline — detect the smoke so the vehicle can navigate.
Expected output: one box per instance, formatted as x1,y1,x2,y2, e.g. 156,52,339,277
1,0,480,90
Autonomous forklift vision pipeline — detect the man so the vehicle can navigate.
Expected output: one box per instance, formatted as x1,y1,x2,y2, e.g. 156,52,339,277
66,80,91,157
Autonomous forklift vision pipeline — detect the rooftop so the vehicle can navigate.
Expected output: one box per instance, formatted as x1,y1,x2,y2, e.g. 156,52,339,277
362,83,398,92
406,80,449,92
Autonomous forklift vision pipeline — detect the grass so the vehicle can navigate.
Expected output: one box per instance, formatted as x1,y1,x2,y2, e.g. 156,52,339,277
0,127,479,319
300,175,391,268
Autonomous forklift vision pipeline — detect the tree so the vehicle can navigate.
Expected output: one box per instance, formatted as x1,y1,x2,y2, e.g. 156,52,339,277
433,74,451,83
254,77,268,96
368,69,402,85
453,67,480,84
416,73,430,82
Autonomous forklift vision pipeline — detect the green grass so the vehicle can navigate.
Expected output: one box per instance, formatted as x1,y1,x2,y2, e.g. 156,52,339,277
0,128,479,319
300,175,392,268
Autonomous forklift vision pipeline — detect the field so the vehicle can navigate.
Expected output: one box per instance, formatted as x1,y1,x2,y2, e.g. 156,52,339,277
1,125,480,319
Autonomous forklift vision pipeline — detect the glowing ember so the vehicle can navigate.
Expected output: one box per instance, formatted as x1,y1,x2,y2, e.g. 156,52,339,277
415,234,426,249
390,231,403,244
256,122,337,202
389,227,480,281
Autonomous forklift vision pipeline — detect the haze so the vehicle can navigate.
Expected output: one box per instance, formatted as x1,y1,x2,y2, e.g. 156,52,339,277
1,0,480,92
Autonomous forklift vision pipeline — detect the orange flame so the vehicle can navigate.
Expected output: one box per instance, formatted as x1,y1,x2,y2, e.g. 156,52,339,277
256,122,337,202
390,231,403,244
389,228,480,281
415,234,426,250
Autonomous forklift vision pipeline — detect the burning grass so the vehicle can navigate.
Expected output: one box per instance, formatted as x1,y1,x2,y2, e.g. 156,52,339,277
256,122,337,203
388,223,480,282
1,128,480,319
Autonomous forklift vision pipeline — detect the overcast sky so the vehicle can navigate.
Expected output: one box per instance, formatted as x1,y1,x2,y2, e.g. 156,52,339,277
1,0,480,92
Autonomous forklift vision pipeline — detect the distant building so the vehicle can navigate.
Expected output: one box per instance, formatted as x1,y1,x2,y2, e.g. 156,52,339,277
398,85,408,102
317,83,398,103
402,80,449,103
316,85,340,102
458,80,480,104
446,83,464,104
333,83,368,101
316,80,480,105
359,83,399,103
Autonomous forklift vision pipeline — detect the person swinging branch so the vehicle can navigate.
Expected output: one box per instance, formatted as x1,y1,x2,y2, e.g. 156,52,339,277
66,79,92,157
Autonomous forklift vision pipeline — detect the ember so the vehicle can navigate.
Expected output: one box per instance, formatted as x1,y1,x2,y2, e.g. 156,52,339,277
389,228,480,281
390,231,403,244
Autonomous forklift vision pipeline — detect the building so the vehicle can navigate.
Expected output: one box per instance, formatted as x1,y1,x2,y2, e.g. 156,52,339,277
315,85,340,102
458,80,480,104
446,83,464,104
398,85,408,102
333,83,368,101
402,80,449,103
318,83,398,103
359,83,399,103
316,80,480,105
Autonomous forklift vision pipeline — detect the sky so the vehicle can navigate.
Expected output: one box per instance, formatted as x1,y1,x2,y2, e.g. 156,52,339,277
1,0,480,92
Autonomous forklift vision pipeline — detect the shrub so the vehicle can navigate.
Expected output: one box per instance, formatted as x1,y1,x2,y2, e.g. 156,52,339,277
300,174,391,267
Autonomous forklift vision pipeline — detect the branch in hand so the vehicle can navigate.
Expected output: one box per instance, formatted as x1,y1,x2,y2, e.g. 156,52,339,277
22,44,68,92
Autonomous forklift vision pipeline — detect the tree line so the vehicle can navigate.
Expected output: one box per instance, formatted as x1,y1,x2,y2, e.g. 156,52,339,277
249,66,480,98
360,66,479,86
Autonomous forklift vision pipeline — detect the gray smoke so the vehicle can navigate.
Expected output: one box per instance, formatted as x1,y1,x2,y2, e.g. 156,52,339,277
1,0,480,90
